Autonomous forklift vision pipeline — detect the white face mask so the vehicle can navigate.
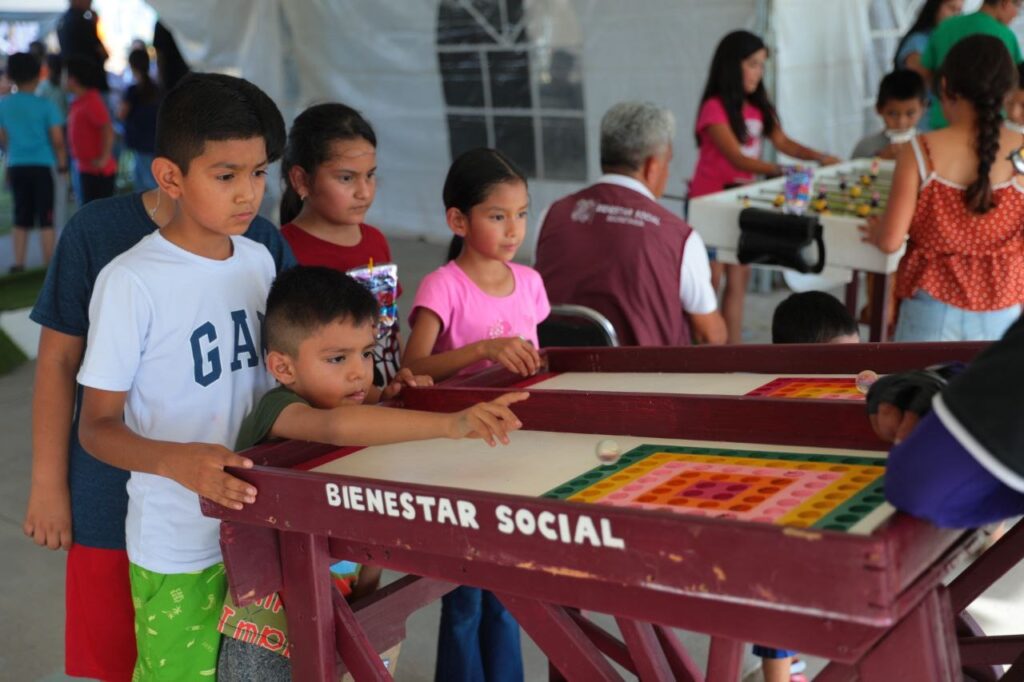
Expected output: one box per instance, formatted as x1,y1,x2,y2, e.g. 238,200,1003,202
884,127,917,144
1005,120,1024,135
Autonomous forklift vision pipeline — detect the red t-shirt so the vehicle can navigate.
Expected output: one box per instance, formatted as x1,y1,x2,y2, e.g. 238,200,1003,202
281,222,401,297
68,89,116,176
689,96,765,198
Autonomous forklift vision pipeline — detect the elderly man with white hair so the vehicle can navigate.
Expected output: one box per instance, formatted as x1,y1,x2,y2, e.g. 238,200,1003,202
535,101,726,346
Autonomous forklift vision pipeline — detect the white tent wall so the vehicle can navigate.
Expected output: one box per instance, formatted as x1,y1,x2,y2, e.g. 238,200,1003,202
148,0,761,253
771,0,873,161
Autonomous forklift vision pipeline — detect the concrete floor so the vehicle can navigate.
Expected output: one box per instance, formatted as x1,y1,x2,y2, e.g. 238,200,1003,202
2,235,1021,681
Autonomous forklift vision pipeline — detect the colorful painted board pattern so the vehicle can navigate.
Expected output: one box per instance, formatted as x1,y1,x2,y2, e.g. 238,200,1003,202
746,377,865,401
543,445,886,532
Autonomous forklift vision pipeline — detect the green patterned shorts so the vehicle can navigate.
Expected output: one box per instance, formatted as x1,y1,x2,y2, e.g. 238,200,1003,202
129,562,227,681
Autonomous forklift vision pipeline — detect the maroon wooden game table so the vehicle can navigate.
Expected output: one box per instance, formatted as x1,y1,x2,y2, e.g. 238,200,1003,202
203,343,1024,681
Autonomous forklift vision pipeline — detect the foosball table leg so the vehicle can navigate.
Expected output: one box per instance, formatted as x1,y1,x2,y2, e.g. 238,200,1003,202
845,269,861,319
868,273,893,342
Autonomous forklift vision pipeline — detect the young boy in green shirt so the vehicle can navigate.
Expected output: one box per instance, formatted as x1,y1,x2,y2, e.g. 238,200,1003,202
217,265,528,680
921,0,1024,129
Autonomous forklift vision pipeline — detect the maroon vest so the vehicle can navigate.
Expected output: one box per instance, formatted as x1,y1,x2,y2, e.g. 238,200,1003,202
536,182,692,346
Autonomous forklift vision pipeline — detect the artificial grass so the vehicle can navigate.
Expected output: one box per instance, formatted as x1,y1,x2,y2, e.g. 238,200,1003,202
0,267,46,311
0,325,28,375
0,267,44,375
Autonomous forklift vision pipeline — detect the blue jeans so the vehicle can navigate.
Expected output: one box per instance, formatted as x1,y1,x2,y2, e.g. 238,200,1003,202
435,587,523,682
131,151,157,191
894,291,1021,342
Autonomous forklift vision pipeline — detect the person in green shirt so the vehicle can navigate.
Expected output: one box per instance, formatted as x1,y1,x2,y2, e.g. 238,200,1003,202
217,265,529,681
921,0,1024,129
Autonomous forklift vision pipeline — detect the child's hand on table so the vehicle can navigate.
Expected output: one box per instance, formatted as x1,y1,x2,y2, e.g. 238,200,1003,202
380,367,433,401
481,336,542,376
160,444,257,510
858,215,881,247
449,391,529,446
866,367,960,444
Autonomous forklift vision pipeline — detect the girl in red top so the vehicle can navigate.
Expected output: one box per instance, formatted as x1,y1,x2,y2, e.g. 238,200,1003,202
691,30,840,345
863,35,1024,341
65,55,116,204
280,103,402,384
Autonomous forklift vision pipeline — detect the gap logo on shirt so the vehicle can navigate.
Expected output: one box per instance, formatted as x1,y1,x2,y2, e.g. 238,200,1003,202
189,309,264,387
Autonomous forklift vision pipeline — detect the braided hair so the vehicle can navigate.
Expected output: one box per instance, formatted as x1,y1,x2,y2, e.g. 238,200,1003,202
939,35,1016,214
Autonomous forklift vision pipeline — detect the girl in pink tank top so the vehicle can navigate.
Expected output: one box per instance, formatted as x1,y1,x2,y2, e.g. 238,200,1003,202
862,34,1024,341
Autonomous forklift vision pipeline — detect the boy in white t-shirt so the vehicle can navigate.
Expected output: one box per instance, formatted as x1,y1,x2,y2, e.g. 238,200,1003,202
76,73,288,680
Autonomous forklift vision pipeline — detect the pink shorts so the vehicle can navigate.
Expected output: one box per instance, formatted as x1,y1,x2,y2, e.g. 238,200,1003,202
65,544,136,681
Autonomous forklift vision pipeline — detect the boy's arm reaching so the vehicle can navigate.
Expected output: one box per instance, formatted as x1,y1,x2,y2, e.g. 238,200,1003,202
24,328,84,550
78,387,259,510
268,392,529,448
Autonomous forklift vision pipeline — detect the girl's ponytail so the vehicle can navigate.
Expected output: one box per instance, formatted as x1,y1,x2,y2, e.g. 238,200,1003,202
446,235,464,262
966,94,1003,214
940,35,1016,215
279,183,304,225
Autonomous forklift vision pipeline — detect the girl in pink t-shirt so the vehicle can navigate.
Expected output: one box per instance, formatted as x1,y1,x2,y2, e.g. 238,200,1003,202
404,147,550,381
403,148,550,682
692,30,841,345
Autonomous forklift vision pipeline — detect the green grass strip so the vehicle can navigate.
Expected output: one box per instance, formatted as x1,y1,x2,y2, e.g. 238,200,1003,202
0,267,46,311
0,325,28,375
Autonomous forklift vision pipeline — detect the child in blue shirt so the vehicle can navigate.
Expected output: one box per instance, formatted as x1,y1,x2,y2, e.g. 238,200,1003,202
0,52,67,271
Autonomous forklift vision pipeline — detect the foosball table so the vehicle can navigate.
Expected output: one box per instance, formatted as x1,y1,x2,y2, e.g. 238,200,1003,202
688,159,900,341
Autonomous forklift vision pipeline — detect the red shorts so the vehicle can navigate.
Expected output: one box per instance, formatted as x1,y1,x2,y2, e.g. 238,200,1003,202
65,544,136,682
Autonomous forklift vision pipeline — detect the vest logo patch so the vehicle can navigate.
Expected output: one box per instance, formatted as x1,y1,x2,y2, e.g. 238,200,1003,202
572,197,661,228
571,199,597,223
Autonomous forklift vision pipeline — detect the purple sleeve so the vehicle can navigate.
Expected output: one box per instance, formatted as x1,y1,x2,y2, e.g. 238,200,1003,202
885,411,1024,528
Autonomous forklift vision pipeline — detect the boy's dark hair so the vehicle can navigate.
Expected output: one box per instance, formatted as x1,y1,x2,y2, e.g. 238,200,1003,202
264,266,379,356
155,72,285,174
1016,62,1024,89
772,291,858,344
64,54,105,90
938,34,1016,214
279,102,377,224
7,52,41,85
696,30,778,148
876,70,926,108
442,147,527,261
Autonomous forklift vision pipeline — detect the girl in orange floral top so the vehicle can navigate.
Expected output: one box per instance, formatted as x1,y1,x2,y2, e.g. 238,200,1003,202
862,34,1024,341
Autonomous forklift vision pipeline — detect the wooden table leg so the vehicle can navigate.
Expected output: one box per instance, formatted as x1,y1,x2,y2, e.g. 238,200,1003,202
950,522,1024,613
1003,647,1024,682
956,612,1007,681
280,531,337,682
615,618,674,681
567,610,633,671
653,625,704,682
705,636,744,681
856,587,960,681
331,588,391,680
497,592,622,681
